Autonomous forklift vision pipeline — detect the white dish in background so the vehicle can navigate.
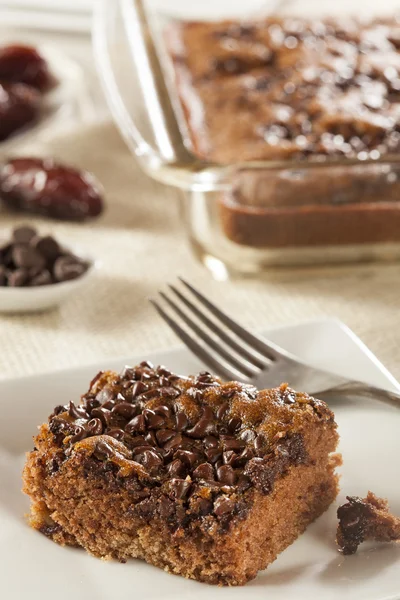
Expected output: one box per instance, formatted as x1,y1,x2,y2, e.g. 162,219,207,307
0,43,92,152
0,318,399,600
0,257,97,313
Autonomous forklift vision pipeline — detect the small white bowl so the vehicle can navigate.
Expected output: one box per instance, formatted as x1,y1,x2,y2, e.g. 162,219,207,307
0,259,98,314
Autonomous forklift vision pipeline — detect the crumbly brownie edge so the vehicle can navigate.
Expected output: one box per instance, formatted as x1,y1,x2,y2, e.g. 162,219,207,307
337,491,400,555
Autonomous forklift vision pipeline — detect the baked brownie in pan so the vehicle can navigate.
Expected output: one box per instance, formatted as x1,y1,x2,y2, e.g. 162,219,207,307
23,363,341,585
166,17,400,249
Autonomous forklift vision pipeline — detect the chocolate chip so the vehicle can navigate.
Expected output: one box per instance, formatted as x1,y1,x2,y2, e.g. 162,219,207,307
215,459,223,470
86,418,103,435
192,462,215,481
167,459,186,478
204,435,219,448
29,269,52,286
130,436,146,447
160,387,180,399
222,450,237,466
68,401,88,420
156,429,176,445
174,449,198,469
145,431,158,446
227,417,242,432
120,366,137,379
237,474,251,492
175,412,188,431
187,406,215,438
217,465,236,486
7,268,29,286
205,447,222,463
93,439,118,460
126,414,146,434
138,449,162,470
146,412,166,430
214,496,235,516
216,402,230,420
140,360,154,369
101,399,116,410
12,226,36,244
221,436,245,451
111,402,137,420
162,447,175,463
91,407,111,425
153,405,171,418
132,445,153,456
170,478,191,500
106,428,125,441
163,433,183,451
131,380,148,398
53,255,87,282
31,235,60,261
70,425,87,443
236,447,255,465
157,366,171,376
12,244,45,270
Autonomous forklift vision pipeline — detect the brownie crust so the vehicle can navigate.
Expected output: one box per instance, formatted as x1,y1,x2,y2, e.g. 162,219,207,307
23,363,341,585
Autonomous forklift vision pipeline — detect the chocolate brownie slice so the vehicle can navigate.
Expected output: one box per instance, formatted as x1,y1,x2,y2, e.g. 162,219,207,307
23,363,341,585
337,491,400,554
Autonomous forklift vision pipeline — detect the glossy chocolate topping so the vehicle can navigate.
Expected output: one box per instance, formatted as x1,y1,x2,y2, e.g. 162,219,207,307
47,363,333,529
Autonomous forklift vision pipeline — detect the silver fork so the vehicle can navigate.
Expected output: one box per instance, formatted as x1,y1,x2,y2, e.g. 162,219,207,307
150,279,400,409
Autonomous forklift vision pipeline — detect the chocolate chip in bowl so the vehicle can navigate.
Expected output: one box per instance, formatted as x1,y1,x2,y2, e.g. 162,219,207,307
0,225,97,313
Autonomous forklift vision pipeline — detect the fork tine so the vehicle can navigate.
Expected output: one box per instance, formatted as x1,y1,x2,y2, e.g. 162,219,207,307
150,299,250,382
168,284,269,370
179,278,290,362
159,292,260,379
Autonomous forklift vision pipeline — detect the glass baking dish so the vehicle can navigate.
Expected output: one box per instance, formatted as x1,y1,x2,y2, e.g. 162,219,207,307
93,0,400,278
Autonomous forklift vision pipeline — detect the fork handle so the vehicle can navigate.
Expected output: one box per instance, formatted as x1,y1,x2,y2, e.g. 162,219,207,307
320,380,400,410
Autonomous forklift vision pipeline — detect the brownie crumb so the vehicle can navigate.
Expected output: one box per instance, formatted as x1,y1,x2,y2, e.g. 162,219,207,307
337,491,400,555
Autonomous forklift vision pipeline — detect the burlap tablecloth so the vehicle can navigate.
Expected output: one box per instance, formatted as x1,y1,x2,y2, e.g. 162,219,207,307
0,120,399,381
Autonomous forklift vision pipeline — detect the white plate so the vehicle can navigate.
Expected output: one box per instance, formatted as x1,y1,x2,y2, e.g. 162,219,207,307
1,318,400,600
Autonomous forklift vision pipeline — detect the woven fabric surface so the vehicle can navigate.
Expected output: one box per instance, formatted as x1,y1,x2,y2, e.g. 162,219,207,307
0,121,399,381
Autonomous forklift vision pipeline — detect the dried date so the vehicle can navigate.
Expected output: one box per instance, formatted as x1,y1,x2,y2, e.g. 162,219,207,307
0,158,104,221
0,83,41,141
0,44,53,91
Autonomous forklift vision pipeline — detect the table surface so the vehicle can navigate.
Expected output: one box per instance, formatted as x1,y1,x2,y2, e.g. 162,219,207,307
0,23,399,386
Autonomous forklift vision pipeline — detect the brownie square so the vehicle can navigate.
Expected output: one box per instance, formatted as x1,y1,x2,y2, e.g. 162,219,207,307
23,363,340,585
